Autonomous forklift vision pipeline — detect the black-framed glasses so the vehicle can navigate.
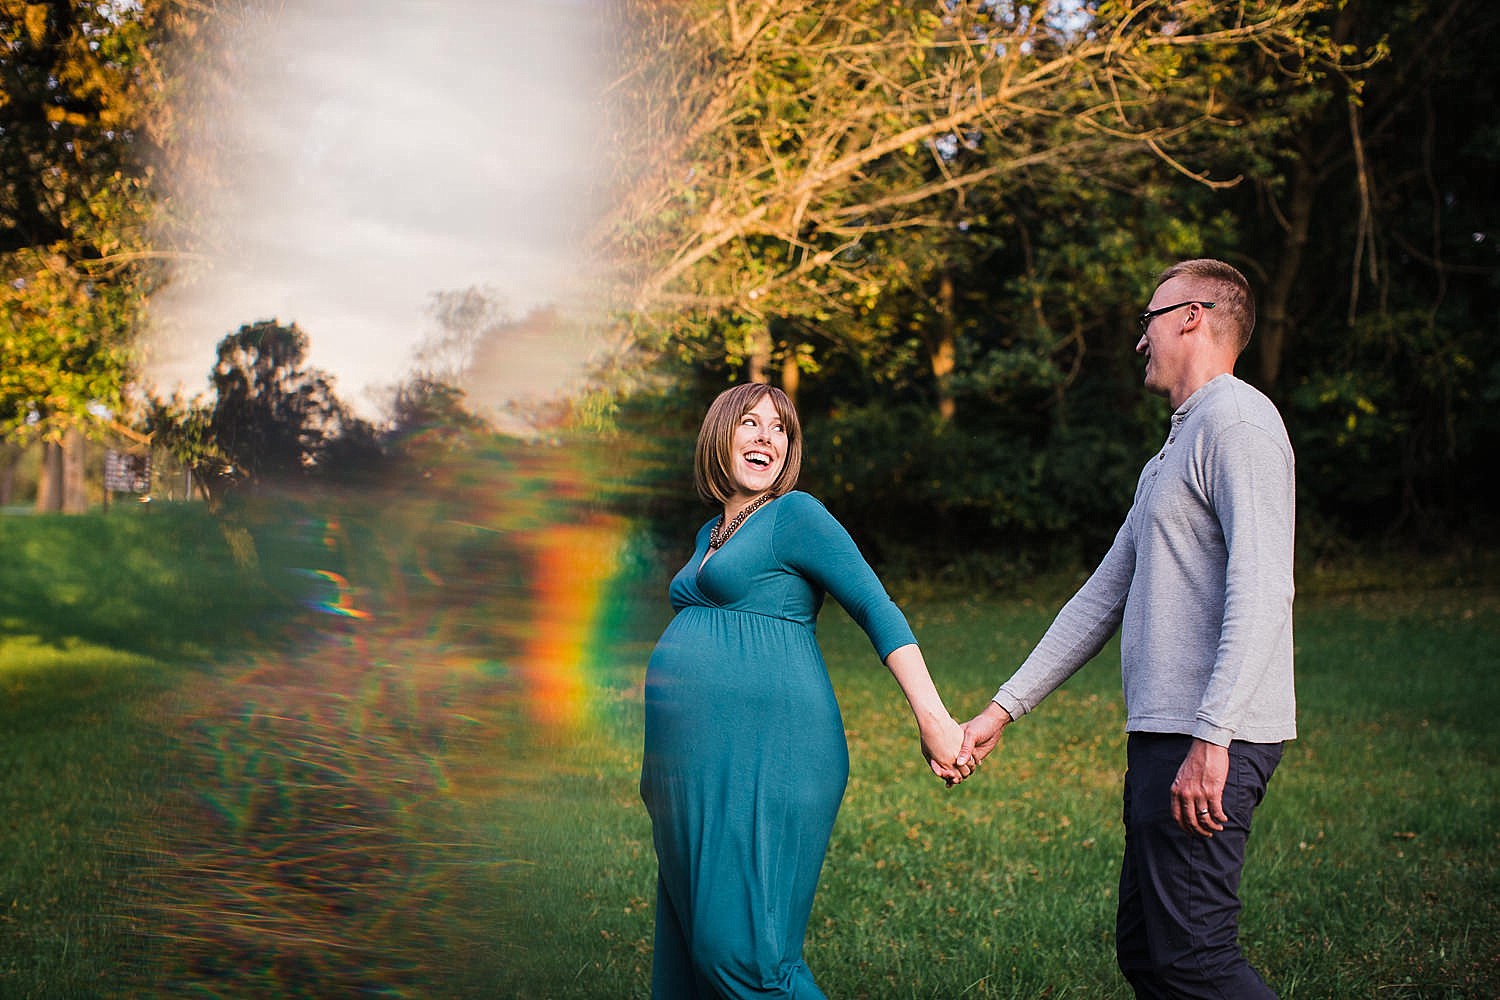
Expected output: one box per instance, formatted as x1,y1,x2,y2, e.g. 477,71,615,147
1137,300,1215,334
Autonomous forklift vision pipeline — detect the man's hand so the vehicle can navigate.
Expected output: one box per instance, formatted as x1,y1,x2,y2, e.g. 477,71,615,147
956,701,1012,769
1171,738,1229,836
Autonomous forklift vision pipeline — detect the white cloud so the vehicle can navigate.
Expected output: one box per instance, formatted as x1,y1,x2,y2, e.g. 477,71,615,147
145,1,610,416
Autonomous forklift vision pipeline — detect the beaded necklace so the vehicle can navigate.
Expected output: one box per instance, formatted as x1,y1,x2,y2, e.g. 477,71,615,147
709,491,776,550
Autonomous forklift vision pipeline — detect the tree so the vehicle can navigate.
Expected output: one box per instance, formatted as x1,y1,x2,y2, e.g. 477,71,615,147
412,286,509,387
0,251,143,509
598,0,1343,387
1222,0,1500,536
373,286,504,471
143,390,223,503
603,1,1448,565
206,320,363,497
0,0,201,509
379,375,489,471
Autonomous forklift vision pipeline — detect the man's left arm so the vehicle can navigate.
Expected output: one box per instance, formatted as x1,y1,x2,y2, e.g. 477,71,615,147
1175,420,1296,836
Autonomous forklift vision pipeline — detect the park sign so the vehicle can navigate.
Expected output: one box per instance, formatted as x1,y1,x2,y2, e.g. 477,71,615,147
104,450,151,494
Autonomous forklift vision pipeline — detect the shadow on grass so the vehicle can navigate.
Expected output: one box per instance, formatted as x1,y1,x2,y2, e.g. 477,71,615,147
0,504,295,661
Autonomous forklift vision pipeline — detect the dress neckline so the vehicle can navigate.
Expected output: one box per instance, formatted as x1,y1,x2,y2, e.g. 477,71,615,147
698,494,780,571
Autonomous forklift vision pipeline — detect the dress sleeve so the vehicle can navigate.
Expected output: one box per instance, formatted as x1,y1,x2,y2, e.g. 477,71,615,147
774,493,917,660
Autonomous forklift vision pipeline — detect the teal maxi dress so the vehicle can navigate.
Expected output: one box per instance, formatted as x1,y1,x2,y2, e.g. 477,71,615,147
640,491,917,999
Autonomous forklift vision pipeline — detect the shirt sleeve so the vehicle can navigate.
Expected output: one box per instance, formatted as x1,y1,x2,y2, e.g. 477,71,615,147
993,516,1135,720
1192,420,1296,745
774,492,917,661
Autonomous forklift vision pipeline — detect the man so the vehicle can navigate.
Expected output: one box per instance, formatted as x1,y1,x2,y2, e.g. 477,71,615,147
958,259,1296,998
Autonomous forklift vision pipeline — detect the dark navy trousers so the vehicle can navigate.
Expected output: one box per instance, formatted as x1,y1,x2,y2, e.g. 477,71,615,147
1116,733,1282,999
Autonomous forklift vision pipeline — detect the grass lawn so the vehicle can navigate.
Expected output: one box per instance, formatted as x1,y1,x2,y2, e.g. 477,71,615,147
1,502,1496,998
0,639,176,994
491,578,1500,999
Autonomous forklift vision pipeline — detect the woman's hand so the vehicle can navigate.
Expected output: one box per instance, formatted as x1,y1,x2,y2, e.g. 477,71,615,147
920,714,971,785
881,644,973,786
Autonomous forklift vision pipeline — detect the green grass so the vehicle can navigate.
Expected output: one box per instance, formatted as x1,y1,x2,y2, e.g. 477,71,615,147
0,505,278,997
0,640,177,995
496,585,1500,999
1,502,1496,998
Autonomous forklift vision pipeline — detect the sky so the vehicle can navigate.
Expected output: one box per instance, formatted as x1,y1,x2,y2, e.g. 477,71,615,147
145,1,610,418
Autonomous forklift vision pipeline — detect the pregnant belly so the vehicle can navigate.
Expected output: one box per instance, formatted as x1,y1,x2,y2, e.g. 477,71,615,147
643,607,841,762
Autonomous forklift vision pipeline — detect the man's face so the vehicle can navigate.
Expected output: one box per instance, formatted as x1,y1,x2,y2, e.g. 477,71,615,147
1135,278,1200,399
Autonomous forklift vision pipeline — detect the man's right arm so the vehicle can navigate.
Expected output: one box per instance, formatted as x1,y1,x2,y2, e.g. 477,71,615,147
993,518,1136,720
955,510,1138,769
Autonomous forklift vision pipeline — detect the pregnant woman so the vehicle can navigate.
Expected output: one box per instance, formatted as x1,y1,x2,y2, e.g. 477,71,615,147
640,382,968,998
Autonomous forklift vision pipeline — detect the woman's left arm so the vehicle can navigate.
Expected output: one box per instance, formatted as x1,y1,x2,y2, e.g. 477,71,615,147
885,643,969,784
779,493,969,783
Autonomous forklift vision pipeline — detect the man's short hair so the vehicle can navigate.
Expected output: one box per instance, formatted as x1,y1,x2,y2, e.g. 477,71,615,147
1159,259,1256,354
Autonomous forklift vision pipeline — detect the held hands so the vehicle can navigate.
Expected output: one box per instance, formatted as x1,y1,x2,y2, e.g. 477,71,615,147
921,701,1013,787
956,701,1011,771
920,714,970,786
933,707,1232,838
883,645,1001,787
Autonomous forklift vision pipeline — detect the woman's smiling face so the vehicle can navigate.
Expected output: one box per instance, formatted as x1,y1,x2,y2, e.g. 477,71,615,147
730,395,787,499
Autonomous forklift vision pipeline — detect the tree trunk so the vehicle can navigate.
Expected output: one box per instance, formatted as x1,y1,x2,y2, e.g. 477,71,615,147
37,432,90,513
746,324,773,384
0,442,17,506
780,350,801,410
37,440,64,512
925,271,958,422
1260,158,1318,388
63,427,88,513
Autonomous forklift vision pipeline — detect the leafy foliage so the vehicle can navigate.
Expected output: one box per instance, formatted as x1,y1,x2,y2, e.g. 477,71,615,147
0,1,220,512
5,0,1497,555
0,247,142,438
604,0,1499,561
0,1,186,439
205,320,374,497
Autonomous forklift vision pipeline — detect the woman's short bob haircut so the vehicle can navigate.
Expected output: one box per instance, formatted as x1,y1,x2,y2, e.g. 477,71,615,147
693,383,803,506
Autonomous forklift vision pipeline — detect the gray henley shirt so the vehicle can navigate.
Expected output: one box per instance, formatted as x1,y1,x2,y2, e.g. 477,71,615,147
994,373,1297,746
